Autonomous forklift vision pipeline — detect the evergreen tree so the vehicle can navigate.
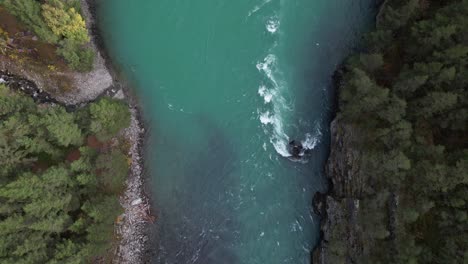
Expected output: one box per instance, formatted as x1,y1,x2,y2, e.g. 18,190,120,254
0,87,130,262
88,98,130,141
329,0,468,262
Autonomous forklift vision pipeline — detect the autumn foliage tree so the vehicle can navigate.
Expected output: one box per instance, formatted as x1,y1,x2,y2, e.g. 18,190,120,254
42,1,89,44
1,0,95,71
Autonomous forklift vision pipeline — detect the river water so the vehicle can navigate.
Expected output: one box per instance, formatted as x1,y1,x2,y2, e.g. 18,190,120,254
97,1,374,263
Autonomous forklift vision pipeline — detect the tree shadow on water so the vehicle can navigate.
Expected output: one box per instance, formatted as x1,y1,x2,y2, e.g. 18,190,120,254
295,0,377,115
151,115,241,264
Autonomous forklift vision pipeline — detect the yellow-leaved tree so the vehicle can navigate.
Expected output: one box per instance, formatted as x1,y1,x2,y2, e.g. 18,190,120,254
41,2,89,44
0,27,8,55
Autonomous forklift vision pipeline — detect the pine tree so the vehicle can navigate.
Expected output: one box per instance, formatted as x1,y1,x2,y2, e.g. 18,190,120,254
88,98,130,141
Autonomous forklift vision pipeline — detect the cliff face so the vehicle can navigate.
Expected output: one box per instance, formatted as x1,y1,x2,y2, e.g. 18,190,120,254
312,117,366,264
312,3,387,262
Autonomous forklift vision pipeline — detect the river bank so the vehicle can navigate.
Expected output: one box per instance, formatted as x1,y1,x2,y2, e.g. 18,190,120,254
312,116,364,263
82,1,152,261
309,56,365,263
1,0,151,262
311,0,468,262
96,0,380,262
311,1,385,262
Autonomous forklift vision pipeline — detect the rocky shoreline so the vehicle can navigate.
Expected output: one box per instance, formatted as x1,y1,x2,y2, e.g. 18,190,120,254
312,117,364,264
74,1,153,262
310,51,363,264
311,1,386,263
2,1,151,263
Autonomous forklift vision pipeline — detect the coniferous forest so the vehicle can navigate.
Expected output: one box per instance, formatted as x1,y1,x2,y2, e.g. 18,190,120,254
0,0,467,263
0,84,130,263
328,0,467,262
0,0,144,262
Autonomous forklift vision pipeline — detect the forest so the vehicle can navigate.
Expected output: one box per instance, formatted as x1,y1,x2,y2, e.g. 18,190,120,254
330,0,467,262
0,0,94,71
0,84,131,263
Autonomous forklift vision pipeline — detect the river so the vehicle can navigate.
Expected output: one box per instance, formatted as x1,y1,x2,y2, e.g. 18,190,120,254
97,1,374,263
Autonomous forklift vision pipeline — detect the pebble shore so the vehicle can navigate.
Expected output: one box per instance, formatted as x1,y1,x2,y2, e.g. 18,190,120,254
2,0,152,262
81,1,151,262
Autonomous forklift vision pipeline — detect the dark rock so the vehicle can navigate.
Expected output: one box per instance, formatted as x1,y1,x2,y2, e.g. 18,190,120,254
0,71,63,106
312,117,366,264
289,140,304,157
312,191,327,217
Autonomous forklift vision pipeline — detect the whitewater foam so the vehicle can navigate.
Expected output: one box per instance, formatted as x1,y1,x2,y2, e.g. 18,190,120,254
247,0,272,17
256,54,292,158
255,53,325,159
266,18,280,33
259,111,274,125
258,85,274,103
270,138,291,157
256,54,277,84
255,11,323,160
301,133,319,150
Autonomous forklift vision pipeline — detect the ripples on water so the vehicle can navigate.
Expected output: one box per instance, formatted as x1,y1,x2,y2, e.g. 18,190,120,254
255,7,321,161
98,0,375,263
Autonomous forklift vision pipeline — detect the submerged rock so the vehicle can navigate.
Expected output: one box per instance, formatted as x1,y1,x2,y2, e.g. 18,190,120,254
289,140,304,157
288,139,316,159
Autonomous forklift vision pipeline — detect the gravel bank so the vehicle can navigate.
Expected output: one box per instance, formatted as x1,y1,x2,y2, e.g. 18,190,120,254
2,0,152,262
53,0,113,104
80,0,152,263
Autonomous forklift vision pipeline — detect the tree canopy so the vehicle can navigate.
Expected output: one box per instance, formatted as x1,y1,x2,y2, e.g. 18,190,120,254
1,0,95,71
329,0,468,262
0,84,131,263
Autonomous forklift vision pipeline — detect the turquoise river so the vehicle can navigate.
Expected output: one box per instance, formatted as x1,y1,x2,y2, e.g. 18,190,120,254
97,1,375,263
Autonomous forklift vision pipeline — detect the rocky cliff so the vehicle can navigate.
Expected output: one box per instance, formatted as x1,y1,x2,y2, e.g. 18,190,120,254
312,116,367,264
